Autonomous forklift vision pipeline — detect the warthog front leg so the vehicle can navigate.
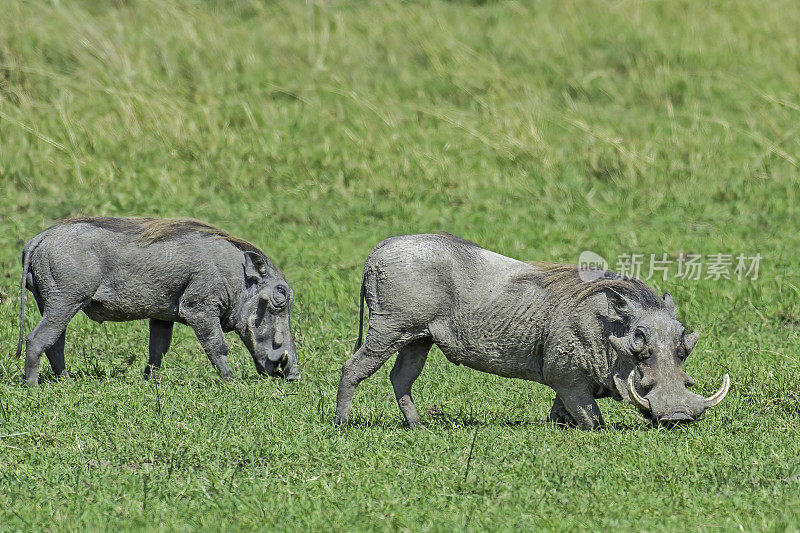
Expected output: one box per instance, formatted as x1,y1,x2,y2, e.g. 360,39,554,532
145,319,174,380
390,338,432,429
551,384,605,430
186,317,232,380
549,395,577,427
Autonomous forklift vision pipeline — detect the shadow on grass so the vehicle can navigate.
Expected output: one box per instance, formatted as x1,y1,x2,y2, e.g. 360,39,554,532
344,407,664,432
344,411,550,431
1,371,78,387
342,415,673,433
1,369,309,390
603,420,651,432
2,361,138,387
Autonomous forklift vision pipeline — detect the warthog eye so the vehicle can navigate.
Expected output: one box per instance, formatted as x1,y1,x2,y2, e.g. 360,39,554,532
632,326,648,353
677,332,688,361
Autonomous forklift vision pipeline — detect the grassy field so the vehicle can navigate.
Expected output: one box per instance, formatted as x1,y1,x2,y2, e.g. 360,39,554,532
1,0,799,530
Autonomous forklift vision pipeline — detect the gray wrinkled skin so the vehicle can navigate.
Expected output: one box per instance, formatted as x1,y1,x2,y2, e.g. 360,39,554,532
335,234,727,430
16,217,299,386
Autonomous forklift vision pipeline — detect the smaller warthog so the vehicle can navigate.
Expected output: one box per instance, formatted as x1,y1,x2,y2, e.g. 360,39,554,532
335,234,729,429
16,217,299,386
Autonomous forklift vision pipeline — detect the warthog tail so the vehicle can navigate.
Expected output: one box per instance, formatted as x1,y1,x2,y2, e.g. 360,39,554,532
16,232,47,358
354,271,366,353
16,241,34,358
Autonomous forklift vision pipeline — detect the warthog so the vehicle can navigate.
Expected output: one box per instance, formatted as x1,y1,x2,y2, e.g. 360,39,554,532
335,234,729,429
16,217,299,386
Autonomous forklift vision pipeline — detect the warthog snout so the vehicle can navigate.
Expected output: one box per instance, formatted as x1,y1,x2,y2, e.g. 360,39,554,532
272,350,300,381
627,371,730,425
254,350,299,380
657,409,694,426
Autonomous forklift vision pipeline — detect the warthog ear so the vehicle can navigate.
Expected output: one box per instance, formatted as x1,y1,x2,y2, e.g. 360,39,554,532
605,288,635,320
243,251,268,281
663,292,676,318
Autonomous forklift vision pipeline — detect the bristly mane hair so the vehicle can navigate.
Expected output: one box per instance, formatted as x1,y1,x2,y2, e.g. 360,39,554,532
513,262,665,309
63,217,280,275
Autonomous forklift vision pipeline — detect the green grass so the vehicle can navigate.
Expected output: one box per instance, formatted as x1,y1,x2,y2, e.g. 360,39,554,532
1,0,799,530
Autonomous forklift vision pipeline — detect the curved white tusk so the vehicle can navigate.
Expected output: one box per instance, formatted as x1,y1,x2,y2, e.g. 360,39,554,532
280,350,289,365
704,374,730,408
627,370,651,411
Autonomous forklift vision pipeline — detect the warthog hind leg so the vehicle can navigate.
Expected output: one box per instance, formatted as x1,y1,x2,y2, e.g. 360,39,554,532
25,302,83,387
44,331,69,378
31,293,69,379
335,324,405,427
390,337,433,429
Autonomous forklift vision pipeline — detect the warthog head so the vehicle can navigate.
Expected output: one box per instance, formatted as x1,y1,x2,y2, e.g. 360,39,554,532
608,291,729,425
237,252,299,381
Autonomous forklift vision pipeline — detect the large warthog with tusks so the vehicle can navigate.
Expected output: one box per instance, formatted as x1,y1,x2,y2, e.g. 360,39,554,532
335,234,729,429
16,217,299,386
